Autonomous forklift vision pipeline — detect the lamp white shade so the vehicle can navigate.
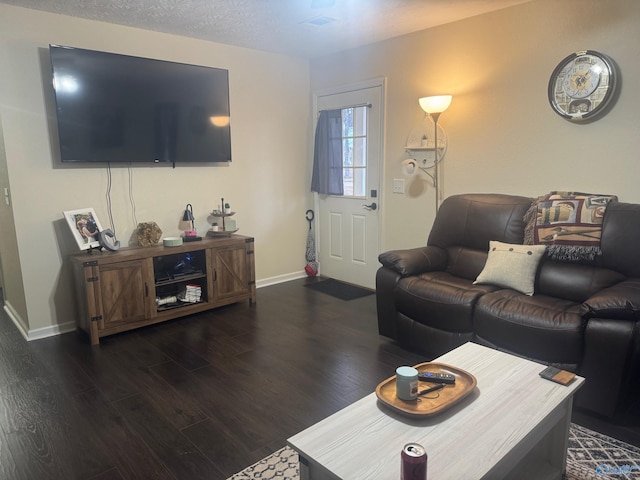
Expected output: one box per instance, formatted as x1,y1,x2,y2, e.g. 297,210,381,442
401,158,418,176
419,95,452,114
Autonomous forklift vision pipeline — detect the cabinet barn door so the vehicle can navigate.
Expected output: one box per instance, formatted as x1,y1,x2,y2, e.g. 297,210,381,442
98,259,151,327
212,243,250,302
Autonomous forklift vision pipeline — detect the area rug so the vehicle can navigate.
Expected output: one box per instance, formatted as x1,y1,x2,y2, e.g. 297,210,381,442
304,278,374,301
566,424,640,480
227,424,640,479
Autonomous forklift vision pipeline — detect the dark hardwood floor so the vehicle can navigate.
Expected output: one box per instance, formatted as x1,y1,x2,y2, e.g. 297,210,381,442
0,278,638,479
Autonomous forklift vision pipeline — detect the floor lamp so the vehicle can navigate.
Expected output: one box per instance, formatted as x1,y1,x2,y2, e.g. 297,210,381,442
418,95,452,210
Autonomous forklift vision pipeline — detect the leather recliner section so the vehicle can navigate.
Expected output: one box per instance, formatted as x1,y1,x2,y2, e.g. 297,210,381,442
376,194,640,418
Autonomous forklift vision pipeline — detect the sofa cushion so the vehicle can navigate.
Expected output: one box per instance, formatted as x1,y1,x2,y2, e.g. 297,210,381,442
446,246,490,280
475,290,584,364
395,272,499,333
428,194,533,251
536,260,626,303
474,241,546,295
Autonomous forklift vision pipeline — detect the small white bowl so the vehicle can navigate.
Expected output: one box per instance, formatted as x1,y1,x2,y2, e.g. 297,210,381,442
163,237,183,247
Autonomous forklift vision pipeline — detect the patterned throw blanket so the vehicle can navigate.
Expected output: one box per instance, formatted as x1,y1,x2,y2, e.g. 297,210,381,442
524,191,618,261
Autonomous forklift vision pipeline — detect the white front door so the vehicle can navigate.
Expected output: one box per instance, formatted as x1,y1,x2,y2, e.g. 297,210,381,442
314,79,384,289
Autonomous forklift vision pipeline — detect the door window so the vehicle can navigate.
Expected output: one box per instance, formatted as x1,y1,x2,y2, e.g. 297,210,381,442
341,106,368,198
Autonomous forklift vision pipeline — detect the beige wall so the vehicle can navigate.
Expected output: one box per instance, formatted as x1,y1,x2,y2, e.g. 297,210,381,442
0,110,28,335
310,0,640,251
0,4,311,336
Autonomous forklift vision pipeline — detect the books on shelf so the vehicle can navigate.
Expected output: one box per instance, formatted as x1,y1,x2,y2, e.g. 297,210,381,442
179,284,202,303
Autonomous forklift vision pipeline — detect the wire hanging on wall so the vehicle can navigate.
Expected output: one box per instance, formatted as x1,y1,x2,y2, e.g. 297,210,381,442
128,165,138,227
105,163,116,239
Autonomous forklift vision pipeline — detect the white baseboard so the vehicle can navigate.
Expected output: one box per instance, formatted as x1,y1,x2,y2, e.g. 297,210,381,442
4,301,29,341
256,270,308,288
4,301,77,342
27,321,77,341
6,271,308,341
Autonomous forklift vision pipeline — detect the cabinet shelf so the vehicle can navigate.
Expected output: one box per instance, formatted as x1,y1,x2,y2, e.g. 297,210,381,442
155,272,206,287
157,300,207,312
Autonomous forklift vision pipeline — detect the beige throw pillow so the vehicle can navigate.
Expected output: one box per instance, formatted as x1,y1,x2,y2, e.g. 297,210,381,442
474,241,546,295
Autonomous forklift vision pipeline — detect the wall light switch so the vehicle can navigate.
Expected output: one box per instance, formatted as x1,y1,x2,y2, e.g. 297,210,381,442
3,187,9,206
392,179,405,194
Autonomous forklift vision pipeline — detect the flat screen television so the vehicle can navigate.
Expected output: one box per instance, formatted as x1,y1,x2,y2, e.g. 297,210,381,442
49,45,232,165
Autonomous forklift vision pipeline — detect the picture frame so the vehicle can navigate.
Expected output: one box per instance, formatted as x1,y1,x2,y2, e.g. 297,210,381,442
64,208,104,251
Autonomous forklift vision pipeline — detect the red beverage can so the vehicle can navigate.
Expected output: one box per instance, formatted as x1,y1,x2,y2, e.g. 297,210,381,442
401,442,427,480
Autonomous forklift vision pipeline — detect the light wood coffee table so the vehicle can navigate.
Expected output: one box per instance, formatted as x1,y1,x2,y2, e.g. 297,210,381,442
288,342,584,480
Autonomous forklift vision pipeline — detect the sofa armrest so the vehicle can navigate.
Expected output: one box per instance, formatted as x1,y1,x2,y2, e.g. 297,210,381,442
581,278,640,319
378,246,448,277
577,317,640,416
376,267,401,340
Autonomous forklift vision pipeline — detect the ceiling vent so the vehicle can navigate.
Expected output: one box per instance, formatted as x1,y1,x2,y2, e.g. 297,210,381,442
301,16,336,27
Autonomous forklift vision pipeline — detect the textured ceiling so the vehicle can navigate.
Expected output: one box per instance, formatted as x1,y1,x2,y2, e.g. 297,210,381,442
1,0,533,58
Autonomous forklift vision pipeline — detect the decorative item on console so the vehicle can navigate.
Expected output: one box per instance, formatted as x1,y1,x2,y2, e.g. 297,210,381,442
64,207,104,251
63,208,121,253
207,197,239,237
98,228,121,251
163,236,183,247
136,221,163,247
180,203,202,242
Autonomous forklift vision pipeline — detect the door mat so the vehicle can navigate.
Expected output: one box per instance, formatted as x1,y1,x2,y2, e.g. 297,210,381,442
304,278,374,301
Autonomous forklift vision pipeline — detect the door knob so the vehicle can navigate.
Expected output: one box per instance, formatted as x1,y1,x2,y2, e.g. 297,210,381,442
362,202,377,211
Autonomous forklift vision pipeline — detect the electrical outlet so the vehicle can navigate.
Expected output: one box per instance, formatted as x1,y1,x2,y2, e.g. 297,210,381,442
393,179,405,194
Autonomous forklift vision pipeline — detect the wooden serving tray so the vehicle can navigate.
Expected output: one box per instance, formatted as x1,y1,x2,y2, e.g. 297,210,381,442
375,362,477,417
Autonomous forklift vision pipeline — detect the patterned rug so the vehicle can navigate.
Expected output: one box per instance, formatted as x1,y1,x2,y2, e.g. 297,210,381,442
227,424,640,479
228,446,298,480
566,424,640,480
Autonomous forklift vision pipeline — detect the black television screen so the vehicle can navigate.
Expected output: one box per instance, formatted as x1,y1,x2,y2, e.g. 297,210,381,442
49,45,232,164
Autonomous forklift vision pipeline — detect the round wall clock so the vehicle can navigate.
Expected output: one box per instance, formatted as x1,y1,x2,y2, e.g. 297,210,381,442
548,50,618,122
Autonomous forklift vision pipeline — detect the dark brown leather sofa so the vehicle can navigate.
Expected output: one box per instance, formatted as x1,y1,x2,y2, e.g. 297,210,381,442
376,193,640,417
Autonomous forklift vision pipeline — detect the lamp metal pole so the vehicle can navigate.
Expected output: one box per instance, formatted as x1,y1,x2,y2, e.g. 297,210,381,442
431,112,442,211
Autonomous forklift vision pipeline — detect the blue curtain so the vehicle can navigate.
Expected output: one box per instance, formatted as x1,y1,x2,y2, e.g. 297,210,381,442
311,109,343,195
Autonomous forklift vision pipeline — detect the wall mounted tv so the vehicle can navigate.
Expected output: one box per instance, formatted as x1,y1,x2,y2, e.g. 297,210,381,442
49,45,232,165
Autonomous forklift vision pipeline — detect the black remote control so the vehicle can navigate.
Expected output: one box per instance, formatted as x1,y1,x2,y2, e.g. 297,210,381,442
418,372,456,384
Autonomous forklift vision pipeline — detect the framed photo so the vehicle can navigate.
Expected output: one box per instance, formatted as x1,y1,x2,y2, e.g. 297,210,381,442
64,208,104,251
